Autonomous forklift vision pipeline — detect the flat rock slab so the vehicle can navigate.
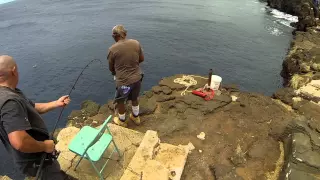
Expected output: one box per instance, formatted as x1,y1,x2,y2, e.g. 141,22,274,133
55,124,144,180
120,131,189,180
298,81,320,102
0,176,12,180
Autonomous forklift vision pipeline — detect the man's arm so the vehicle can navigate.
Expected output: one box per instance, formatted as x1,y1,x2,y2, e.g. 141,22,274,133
139,44,144,63
107,51,116,75
2,100,54,153
35,95,70,114
8,131,54,153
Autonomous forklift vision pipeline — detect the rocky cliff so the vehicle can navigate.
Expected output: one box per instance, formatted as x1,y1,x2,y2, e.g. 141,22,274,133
268,0,320,179
268,0,320,86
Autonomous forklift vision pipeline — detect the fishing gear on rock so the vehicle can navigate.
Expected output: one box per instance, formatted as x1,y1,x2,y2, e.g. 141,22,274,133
35,58,104,180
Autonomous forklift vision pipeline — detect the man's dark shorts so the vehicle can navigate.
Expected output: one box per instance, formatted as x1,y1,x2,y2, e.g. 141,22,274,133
115,80,141,104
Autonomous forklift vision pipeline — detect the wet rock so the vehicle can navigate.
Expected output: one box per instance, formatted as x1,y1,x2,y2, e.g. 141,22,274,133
152,86,162,94
222,84,240,92
184,108,203,118
308,119,320,133
156,94,175,102
98,104,110,114
295,100,320,120
230,154,246,167
160,100,175,114
140,96,157,115
83,119,93,126
309,130,320,149
161,86,172,95
210,164,243,180
295,150,320,169
89,113,109,126
144,90,153,98
81,100,100,117
286,168,319,180
293,133,312,154
248,139,279,161
67,110,89,127
213,94,232,104
175,94,204,108
174,102,188,113
313,72,320,80
201,100,228,115
66,120,75,127
273,87,295,105
68,110,83,119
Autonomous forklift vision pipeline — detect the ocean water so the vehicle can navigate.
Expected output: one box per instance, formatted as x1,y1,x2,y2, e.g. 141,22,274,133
1,0,295,178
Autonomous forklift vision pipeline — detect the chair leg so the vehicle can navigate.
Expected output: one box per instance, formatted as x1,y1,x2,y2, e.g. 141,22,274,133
112,139,121,157
74,156,84,171
88,158,104,180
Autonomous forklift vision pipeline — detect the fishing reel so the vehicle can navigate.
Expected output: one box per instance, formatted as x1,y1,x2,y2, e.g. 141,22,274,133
43,149,60,164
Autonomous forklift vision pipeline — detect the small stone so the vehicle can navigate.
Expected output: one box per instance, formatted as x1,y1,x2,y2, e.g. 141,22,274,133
156,94,175,102
199,150,203,153
182,142,195,154
152,86,162,94
231,95,238,102
161,86,172,95
144,91,153,98
197,132,206,140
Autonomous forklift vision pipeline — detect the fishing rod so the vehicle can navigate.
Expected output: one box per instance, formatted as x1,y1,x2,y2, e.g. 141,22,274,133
35,58,103,180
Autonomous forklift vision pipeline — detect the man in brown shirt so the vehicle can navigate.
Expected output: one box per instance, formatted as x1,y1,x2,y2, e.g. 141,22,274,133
107,25,144,127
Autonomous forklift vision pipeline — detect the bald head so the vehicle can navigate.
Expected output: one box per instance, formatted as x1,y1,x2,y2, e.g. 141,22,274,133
0,55,18,86
0,55,16,70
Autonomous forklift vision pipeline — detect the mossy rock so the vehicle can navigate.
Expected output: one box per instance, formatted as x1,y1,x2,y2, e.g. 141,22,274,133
81,100,100,117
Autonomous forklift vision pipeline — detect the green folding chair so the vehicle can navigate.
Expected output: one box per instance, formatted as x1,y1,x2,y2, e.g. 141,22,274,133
68,115,120,180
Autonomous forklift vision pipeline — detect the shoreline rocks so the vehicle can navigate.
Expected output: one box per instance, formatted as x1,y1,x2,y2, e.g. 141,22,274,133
62,74,300,179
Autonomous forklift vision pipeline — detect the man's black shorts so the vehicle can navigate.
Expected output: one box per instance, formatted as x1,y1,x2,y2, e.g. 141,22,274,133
115,80,141,104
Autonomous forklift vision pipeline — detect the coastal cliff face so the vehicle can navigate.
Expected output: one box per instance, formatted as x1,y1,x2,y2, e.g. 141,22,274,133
268,0,320,179
268,0,320,85
268,0,318,30
267,0,306,15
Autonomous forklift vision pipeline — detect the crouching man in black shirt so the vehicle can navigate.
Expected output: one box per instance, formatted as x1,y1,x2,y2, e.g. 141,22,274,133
0,55,71,180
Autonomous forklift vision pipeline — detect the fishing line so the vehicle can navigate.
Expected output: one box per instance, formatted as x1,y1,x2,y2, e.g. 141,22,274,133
36,58,105,180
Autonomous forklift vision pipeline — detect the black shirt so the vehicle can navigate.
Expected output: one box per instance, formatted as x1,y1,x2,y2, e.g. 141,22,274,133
0,87,49,172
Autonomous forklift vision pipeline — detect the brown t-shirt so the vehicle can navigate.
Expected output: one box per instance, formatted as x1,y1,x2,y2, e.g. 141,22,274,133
108,39,143,87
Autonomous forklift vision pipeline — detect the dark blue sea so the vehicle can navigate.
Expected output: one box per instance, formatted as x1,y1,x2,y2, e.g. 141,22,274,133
0,0,296,178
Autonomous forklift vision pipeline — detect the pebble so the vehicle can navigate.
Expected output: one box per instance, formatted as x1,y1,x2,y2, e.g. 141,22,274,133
186,142,195,153
231,95,238,102
197,132,206,140
199,150,203,153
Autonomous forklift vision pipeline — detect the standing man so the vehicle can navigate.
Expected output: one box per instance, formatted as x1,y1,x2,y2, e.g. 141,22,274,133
0,55,71,179
107,25,144,127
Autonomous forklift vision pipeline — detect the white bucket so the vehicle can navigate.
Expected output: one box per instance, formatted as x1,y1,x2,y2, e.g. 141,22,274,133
210,75,222,90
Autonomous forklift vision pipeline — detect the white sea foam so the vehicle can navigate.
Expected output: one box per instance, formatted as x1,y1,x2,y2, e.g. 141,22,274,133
267,26,283,36
0,0,15,5
276,19,295,28
270,9,298,23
